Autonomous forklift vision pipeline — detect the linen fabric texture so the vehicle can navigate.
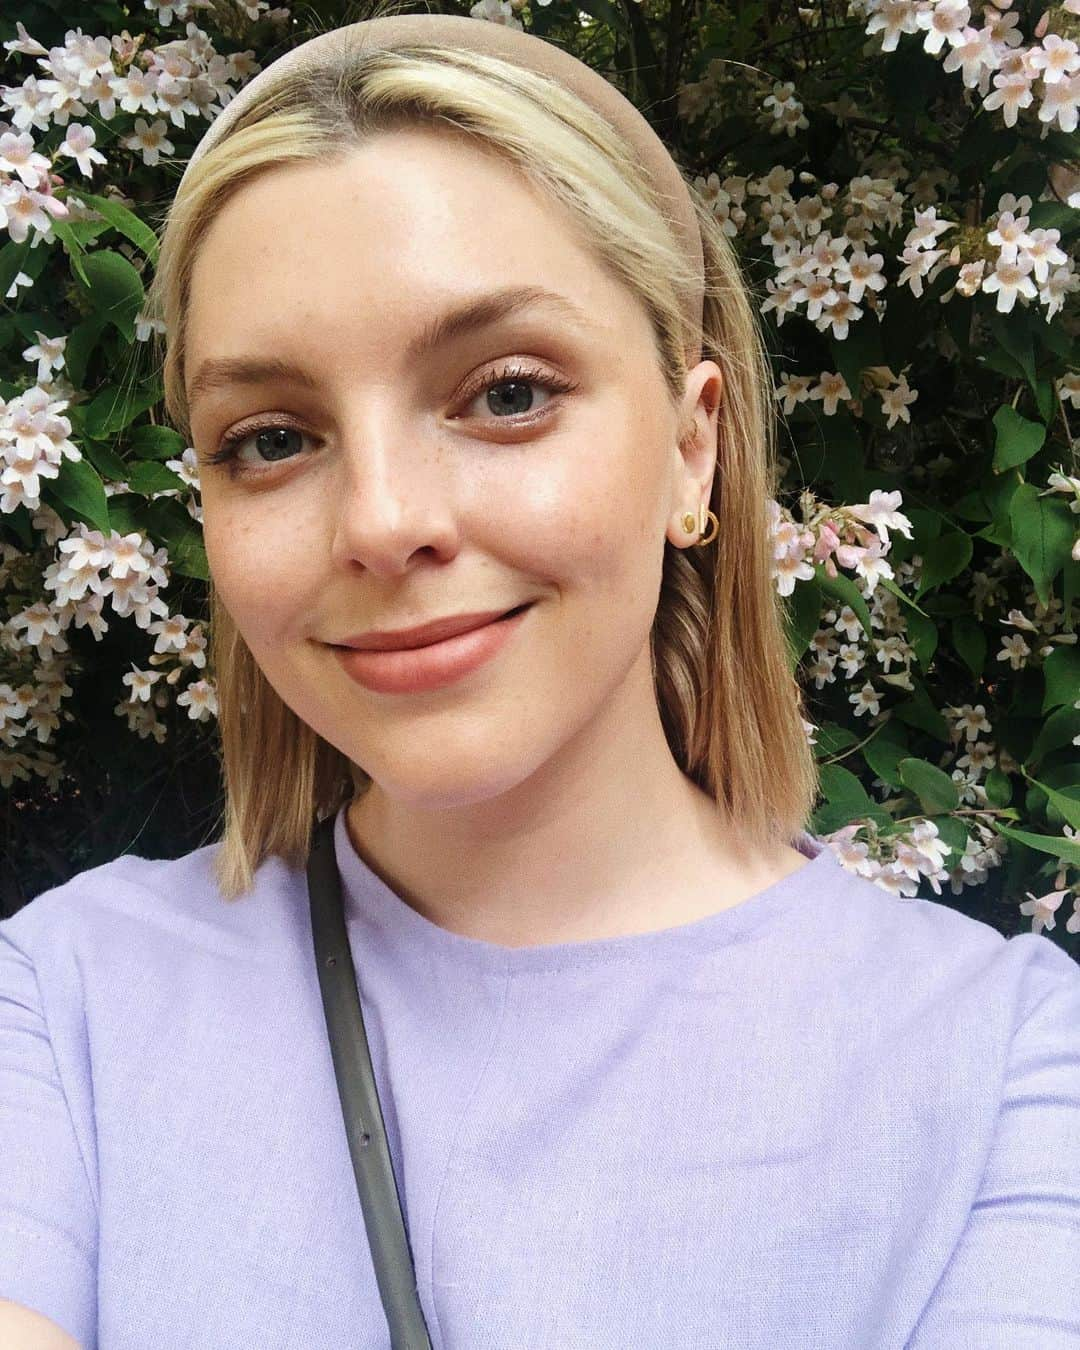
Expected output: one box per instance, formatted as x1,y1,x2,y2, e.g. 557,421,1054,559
1,802,1079,1348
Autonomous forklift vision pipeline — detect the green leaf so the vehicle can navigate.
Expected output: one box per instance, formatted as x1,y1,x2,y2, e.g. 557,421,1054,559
905,608,938,670
898,756,961,814
952,614,987,678
1034,377,1056,426
63,313,109,390
984,766,1013,807
1027,200,1080,237
68,191,159,264
862,728,909,789
816,565,873,640
44,457,110,534
124,460,187,495
82,439,130,483
1024,774,1080,831
892,679,951,742
142,497,208,580
1043,645,1080,712
127,424,187,461
989,313,1038,399
926,813,968,861
878,575,930,617
78,250,145,342
904,506,943,542
784,575,823,665
992,405,1045,474
1032,312,1075,360
812,762,892,833
991,822,1080,867
1030,704,1080,764
1009,484,1076,607
812,722,859,758
915,530,973,598
0,239,32,300
950,490,992,524
829,321,884,403
49,219,91,288
85,381,163,439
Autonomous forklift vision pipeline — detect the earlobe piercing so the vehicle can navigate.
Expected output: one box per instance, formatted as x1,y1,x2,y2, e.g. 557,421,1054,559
682,505,719,546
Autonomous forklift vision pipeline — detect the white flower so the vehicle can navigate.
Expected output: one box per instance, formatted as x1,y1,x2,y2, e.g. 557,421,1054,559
468,0,524,26
850,536,894,596
951,703,992,741
21,331,67,385
871,859,922,899
847,489,914,546
808,370,852,416
981,250,1038,314
176,678,218,721
997,633,1030,669
0,130,51,189
57,124,108,179
824,826,878,878
956,740,995,774
1019,888,1068,935
1027,34,1080,85
121,118,175,169
849,681,881,717
5,270,34,300
122,665,162,703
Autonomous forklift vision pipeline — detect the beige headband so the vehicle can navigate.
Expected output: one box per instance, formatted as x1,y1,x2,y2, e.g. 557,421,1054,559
180,14,704,361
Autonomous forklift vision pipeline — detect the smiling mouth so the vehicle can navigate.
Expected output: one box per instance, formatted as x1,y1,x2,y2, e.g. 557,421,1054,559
329,602,534,694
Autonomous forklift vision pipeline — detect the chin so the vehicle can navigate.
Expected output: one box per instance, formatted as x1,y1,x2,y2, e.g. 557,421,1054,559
352,728,561,814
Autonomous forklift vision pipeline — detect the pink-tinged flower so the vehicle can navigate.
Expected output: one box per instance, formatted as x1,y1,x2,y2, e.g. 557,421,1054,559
813,520,841,564
1018,888,1068,935
981,251,1038,314
847,489,914,546
57,124,107,178
982,68,1035,129
1027,34,1080,85
854,536,895,596
1,180,69,244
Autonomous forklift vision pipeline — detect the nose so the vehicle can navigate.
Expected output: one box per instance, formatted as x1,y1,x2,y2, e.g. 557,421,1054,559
327,419,461,577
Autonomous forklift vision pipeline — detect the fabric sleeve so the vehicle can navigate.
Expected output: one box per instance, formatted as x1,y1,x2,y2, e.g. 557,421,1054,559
0,921,98,1349
907,933,1080,1349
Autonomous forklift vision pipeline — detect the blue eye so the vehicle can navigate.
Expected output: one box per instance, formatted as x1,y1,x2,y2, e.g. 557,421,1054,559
207,360,579,477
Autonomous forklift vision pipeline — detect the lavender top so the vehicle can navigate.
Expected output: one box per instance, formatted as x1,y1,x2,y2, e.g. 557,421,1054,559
2,803,1078,1349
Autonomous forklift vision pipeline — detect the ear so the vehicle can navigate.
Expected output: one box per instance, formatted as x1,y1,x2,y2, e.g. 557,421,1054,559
666,360,724,549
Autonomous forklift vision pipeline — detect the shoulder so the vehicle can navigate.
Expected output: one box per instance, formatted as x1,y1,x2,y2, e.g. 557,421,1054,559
0,839,307,983
792,833,1080,1044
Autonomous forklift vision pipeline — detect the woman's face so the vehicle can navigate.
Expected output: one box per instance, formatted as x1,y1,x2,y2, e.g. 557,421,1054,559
185,127,721,809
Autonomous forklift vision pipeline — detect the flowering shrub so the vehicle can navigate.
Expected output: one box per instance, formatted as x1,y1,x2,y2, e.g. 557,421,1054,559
0,1,1077,952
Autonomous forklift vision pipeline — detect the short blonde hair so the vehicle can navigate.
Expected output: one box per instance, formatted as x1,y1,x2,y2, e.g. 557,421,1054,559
145,38,819,900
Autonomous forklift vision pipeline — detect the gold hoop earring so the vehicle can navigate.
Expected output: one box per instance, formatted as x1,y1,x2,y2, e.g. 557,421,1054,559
696,505,719,546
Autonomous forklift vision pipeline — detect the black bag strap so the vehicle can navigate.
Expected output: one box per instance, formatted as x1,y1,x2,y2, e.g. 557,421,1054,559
307,812,434,1350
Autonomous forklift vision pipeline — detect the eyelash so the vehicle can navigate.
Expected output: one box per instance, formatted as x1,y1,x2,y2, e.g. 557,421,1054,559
206,360,579,476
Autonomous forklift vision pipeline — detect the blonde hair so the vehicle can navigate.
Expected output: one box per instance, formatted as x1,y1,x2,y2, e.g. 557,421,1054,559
144,38,819,900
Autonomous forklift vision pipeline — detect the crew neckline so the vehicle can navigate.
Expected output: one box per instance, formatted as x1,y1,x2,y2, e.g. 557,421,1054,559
331,802,840,975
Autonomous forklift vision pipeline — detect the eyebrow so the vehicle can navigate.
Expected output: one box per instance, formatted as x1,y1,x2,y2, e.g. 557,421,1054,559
186,284,595,410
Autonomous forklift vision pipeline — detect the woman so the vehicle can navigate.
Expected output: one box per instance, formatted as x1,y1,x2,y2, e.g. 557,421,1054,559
2,14,1078,1349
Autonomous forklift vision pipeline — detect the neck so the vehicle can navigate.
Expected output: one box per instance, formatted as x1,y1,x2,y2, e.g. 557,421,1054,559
344,649,798,949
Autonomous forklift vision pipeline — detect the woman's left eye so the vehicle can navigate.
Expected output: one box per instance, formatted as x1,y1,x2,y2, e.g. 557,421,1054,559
460,361,579,421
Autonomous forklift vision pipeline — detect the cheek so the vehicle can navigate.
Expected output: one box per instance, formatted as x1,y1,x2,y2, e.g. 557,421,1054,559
201,495,314,648
505,433,664,601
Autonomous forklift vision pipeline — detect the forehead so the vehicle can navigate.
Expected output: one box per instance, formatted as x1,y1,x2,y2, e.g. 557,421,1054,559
185,127,630,358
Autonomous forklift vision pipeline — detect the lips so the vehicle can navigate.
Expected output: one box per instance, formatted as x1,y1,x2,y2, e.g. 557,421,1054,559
331,603,533,695
335,605,530,652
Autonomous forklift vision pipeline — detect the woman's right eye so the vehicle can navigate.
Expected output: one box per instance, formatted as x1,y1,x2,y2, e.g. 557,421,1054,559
207,424,314,475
